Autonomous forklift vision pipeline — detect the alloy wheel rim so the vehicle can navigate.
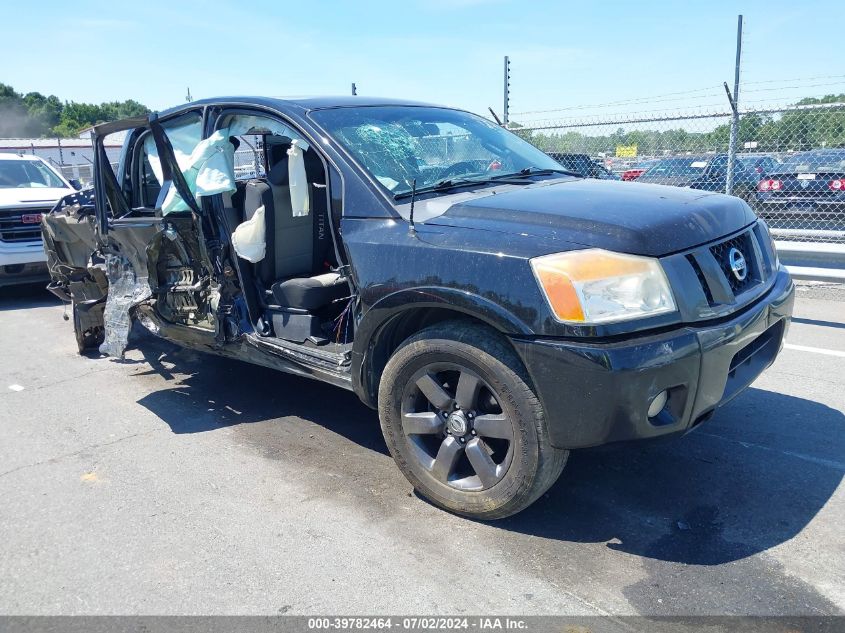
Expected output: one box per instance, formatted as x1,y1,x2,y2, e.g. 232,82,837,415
400,363,514,491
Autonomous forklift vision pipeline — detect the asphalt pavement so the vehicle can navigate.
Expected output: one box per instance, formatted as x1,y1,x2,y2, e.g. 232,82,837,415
0,282,843,616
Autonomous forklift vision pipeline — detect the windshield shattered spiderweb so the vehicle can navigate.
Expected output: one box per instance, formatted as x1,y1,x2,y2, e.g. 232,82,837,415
335,122,421,190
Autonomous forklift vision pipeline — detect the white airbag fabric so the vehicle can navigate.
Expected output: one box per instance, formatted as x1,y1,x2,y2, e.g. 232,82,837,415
231,204,266,263
144,124,237,215
287,139,310,217
227,116,292,138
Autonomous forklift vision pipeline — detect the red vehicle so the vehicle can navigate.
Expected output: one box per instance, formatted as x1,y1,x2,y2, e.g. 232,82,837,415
622,160,657,181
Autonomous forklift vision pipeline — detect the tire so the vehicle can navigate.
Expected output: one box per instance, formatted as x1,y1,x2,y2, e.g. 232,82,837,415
72,302,104,354
378,320,568,520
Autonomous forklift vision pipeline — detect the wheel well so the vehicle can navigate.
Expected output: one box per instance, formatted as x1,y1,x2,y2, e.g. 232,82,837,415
361,307,512,408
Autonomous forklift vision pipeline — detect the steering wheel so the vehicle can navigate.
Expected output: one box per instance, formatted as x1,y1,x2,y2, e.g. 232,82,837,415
436,160,497,180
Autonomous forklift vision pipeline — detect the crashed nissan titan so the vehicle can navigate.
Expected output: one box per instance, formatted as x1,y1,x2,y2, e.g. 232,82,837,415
42,97,794,519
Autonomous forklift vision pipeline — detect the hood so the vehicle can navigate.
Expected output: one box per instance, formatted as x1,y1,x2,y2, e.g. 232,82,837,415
426,179,757,257
0,187,73,207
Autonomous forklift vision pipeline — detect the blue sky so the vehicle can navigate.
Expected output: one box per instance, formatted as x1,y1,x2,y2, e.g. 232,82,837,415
3,0,843,121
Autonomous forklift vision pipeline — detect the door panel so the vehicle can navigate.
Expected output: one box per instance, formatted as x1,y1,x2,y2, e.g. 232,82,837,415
89,110,226,356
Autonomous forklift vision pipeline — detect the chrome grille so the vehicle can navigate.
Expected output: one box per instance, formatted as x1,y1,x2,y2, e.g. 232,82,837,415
686,254,714,304
663,223,777,323
709,232,757,295
0,207,49,243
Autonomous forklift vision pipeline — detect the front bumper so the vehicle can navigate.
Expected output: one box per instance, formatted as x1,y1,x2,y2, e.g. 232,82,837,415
0,239,49,287
0,238,47,266
511,268,795,449
0,262,49,287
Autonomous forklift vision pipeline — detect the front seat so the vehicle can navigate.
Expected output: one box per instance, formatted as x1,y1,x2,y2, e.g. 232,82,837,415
271,272,347,311
250,142,348,311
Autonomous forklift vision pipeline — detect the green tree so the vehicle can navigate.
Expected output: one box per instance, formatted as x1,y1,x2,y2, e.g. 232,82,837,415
0,83,31,137
22,92,62,134
0,83,151,138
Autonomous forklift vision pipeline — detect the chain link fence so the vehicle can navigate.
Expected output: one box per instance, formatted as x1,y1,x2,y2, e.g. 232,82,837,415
4,99,843,248
508,102,845,244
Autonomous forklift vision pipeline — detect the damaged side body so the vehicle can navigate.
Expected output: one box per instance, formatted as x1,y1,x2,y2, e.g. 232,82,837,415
42,106,355,391
43,111,247,360
43,194,220,357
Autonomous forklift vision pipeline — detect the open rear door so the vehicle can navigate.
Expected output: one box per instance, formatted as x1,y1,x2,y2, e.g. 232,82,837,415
45,108,249,357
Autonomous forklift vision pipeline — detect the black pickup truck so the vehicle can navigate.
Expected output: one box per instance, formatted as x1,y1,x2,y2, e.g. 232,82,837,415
41,97,794,519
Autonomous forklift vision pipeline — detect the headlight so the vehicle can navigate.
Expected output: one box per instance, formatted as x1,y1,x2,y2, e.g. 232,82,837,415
530,249,677,324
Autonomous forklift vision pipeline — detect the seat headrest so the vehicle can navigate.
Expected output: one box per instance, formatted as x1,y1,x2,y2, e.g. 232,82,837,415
266,136,295,186
228,136,241,152
267,137,293,160
269,155,289,186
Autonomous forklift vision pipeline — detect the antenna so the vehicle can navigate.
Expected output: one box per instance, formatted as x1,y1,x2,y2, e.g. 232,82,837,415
351,82,357,96
186,87,192,102
488,107,503,126
408,178,417,236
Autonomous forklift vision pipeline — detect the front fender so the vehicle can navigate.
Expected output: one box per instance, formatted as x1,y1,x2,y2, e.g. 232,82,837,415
350,285,533,406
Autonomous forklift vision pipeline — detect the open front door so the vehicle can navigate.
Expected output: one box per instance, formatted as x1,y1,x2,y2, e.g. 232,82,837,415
74,109,242,357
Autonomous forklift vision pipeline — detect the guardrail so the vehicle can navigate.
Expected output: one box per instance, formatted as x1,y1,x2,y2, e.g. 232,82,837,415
774,239,845,283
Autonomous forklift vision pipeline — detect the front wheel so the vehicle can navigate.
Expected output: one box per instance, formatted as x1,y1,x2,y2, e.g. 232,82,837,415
378,321,568,520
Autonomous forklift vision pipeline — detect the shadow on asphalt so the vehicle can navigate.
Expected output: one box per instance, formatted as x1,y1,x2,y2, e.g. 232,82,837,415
496,387,844,566
0,283,60,311
131,329,842,567
133,332,389,455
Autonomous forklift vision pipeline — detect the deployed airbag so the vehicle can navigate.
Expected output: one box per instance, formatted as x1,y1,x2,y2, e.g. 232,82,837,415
145,126,237,214
287,139,310,217
231,204,266,263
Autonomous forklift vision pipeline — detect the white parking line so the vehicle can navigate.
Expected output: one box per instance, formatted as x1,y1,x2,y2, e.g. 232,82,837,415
784,343,845,358
697,432,845,471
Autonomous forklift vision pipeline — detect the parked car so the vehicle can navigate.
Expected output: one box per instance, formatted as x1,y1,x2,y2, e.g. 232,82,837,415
0,153,79,287
547,152,620,180
740,154,780,176
42,97,793,519
621,159,658,181
755,149,845,223
635,156,711,186
688,154,762,206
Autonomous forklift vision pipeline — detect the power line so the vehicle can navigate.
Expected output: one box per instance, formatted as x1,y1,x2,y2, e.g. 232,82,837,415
510,85,724,116
741,73,845,86
517,105,732,126
741,80,845,95
511,76,845,118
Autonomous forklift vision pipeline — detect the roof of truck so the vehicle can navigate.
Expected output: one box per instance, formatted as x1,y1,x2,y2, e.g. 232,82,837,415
0,152,49,161
159,95,447,117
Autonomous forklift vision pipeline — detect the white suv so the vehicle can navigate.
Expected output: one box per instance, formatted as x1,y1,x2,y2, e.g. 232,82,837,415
0,153,78,287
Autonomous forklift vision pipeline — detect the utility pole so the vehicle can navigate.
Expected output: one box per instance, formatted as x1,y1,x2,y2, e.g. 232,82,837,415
725,15,743,196
351,83,357,96
503,56,510,126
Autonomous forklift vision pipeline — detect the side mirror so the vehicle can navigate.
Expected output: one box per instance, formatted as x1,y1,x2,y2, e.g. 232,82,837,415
68,179,83,191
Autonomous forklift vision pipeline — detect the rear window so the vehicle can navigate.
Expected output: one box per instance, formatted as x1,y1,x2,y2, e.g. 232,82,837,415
644,158,708,177
781,151,845,173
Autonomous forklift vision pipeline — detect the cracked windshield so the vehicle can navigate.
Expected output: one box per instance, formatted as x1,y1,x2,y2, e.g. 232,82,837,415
312,106,564,196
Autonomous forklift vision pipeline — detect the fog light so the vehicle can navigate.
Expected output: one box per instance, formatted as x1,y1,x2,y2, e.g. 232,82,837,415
648,390,669,418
